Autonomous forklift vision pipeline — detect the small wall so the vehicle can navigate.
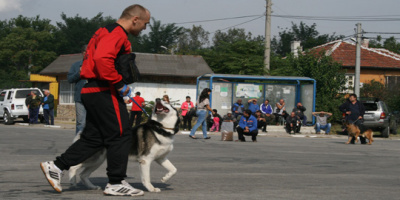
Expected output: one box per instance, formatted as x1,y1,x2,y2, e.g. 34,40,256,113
56,104,76,121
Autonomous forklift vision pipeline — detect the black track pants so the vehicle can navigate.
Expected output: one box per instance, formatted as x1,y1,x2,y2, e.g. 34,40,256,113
54,80,132,184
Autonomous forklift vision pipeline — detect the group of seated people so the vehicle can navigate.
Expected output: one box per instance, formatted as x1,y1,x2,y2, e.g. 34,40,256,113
189,98,332,141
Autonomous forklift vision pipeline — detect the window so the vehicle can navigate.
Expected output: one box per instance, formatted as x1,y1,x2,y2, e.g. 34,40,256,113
15,90,37,99
343,74,355,93
0,91,5,102
386,76,400,90
59,80,75,104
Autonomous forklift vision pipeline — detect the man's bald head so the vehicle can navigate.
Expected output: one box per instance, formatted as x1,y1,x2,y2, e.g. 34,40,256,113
120,4,149,20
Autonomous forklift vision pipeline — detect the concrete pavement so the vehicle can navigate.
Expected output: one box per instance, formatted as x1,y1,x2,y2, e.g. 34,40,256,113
1,123,400,200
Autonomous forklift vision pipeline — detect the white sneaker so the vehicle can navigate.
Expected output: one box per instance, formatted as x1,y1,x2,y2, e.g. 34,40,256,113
103,180,144,196
40,161,63,192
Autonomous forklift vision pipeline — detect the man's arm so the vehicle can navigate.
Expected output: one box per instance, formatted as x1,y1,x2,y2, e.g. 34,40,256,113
67,61,82,84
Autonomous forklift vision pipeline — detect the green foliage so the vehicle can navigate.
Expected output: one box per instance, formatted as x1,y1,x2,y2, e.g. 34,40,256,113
55,12,116,54
200,28,266,75
271,22,344,56
369,36,400,54
176,25,209,54
0,15,57,89
270,52,346,122
360,80,400,111
132,18,184,53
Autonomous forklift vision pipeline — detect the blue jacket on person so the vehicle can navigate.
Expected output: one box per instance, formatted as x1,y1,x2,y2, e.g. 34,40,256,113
248,103,259,114
239,115,258,132
67,60,86,103
232,103,244,113
260,103,273,114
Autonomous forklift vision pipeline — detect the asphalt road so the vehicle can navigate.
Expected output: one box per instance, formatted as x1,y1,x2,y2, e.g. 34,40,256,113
1,124,400,200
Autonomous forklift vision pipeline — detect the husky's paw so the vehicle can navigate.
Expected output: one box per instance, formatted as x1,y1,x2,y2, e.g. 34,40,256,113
150,188,161,193
86,185,102,190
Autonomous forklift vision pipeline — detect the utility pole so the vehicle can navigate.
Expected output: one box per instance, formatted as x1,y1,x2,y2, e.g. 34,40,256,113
354,23,362,96
264,0,272,74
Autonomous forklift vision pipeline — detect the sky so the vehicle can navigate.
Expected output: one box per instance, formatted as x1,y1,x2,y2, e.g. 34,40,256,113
1,0,400,42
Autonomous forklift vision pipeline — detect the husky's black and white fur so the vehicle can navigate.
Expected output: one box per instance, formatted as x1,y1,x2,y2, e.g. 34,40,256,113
69,98,180,192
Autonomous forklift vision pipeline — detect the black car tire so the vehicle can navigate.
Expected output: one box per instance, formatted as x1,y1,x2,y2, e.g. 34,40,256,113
381,126,390,138
3,111,14,125
390,122,397,135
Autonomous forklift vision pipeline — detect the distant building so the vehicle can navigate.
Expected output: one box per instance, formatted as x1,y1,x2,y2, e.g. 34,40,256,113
35,53,213,120
309,39,400,92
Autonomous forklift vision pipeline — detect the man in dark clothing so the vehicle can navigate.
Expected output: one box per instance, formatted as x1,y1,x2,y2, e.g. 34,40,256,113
339,93,366,144
25,91,41,124
255,110,267,132
236,109,258,142
232,99,244,119
292,102,307,125
40,4,150,197
286,111,301,134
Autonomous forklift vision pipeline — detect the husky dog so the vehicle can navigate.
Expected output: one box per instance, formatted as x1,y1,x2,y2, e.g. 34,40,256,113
69,98,180,192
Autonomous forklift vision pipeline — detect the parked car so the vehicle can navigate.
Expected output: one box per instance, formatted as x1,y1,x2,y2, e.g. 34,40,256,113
0,88,44,125
361,99,397,138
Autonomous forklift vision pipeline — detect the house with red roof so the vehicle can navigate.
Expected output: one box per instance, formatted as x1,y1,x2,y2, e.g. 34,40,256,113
309,39,400,92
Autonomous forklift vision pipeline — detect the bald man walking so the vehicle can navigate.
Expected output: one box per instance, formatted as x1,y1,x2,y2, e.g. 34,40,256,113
40,4,150,197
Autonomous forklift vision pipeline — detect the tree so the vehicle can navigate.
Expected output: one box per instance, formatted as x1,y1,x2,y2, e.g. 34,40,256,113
271,22,344,56
200,28,265,75
369,36,400,54
270,52,347,121
133,18,184,53
176,25,209,54
54,12,116,54
0,15,57,88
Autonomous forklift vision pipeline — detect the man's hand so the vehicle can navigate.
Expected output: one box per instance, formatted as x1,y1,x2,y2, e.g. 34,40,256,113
235,111,239,113
358,116,363,119
118,85,131,97
346,111,351,115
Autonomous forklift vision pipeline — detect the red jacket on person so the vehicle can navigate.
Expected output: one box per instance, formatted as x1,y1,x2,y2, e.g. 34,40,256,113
129,96,145,111
80,23,131,89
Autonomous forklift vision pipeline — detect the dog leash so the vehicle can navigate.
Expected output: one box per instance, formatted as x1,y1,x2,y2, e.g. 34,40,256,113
129,96,150,117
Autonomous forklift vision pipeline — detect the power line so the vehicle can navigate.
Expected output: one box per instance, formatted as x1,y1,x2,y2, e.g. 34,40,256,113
210,15,265,34
175,14,264,25
271,14,400,22
364,32,400,35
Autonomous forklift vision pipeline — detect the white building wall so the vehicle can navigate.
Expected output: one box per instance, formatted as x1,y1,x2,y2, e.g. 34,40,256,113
128,82,197,107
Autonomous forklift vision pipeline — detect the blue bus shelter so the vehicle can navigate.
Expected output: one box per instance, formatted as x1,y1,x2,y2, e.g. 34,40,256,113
196,74,317,125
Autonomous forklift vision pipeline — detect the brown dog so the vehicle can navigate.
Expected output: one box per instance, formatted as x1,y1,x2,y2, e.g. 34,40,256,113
345,123,374,145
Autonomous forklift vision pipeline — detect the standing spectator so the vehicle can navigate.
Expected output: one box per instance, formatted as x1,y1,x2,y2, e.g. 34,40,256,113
255,110,267,132
232,99,244,119
42,90,54,125
181,96,194,131
207,109,222,131
312,111,332,135
222,111,237,131
67,45,87,135
127,92,145,127
40,4,150,196
25,91,41,124
274,99,286,125
236,109,258,142
286,111,301,134
189,88,215,139
163,94,170,104
339,94,366,144
293,102,307,125
247,98,259,115
260,99,274,125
